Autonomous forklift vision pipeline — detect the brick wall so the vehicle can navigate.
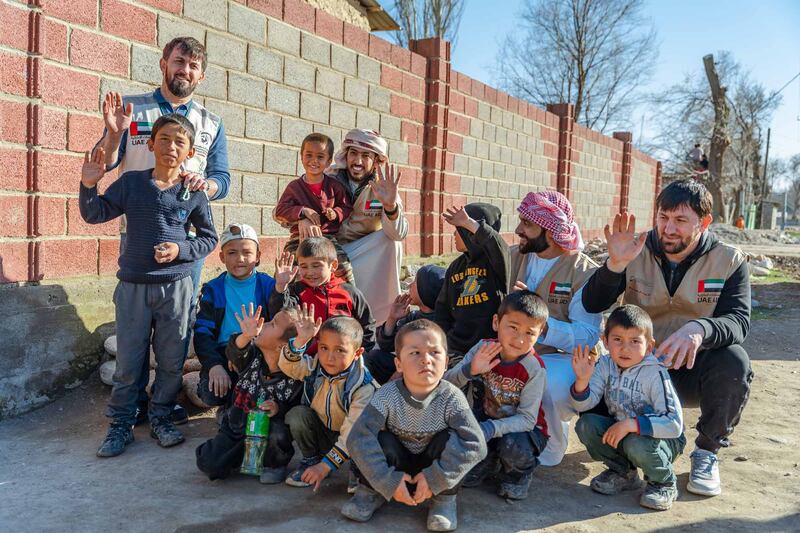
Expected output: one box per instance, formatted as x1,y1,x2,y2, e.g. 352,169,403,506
0,0,660,285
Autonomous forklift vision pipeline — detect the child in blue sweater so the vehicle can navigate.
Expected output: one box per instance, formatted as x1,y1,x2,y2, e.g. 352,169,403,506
81,114,218,457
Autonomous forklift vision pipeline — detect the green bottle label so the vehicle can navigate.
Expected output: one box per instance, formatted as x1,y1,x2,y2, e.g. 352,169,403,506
245,403,270,437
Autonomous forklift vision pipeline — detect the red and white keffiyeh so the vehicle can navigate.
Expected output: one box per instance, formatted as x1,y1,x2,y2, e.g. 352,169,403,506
326,128,389,173
517,191,584,251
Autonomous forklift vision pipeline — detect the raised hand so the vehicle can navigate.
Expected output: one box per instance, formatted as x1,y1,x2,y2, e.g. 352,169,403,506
274,252,299,292
292,303,322,347
442,206,478,233
387,293,412,323
234,303,265,341
371,162,401,210
571,344,597,384
469,341,503,376
604,212,646,273
102,92,133,136
81,148,106,188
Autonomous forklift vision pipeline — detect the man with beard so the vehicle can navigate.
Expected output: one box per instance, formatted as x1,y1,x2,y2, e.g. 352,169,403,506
320,129,408,323
508,191,602,466
582,179,752,498
93,37,230,425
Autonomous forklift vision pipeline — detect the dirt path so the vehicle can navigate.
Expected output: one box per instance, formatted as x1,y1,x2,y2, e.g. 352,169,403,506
1,295,799,532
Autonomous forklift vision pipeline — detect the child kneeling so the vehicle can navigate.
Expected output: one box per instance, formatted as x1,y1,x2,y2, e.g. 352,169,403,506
571,305,686,511
195,306,302,483
344,319,487,532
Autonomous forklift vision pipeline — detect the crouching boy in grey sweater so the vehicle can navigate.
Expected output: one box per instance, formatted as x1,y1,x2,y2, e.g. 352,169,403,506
344,319,487,532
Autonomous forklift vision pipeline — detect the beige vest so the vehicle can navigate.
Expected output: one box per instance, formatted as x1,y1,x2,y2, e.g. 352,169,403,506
510,246,598,354
337,184,383,244
624,242,745,345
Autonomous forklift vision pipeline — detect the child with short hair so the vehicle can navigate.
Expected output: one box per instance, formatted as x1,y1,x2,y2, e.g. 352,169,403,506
280,313,378,489
268,237,376,353
81,114,218,457
195,305,303,483
273,133,354,282
571,304,685,511
444,290,549,500
193,223,276,408
365,264,446,384
344,319,486,531
435,203,509,367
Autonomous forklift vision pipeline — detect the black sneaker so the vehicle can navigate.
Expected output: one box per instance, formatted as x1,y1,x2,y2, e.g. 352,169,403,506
171,404,189,425
462,457,499,488
590,468,645,495
498,472,533,500
134,404,148,426
149,416,185,448
96,423,134,458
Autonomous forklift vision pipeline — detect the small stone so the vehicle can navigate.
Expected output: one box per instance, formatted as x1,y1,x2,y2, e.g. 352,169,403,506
99,360,116,386
104,335,117,357
767,436,788,444
183,371,210,408
734,455,748,462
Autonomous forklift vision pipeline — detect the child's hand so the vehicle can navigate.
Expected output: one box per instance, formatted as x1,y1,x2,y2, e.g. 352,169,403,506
208,365,232,398
154,242,179,263
292,303,322,347
301,461,331,491
411,472,432,504
602,418,637,448
259,399,279,417
81,149,106,188
442,206,479,233
469,341,503,376
571,344,597,384
274,252,299,293
324,207,337,221
301,207,322,226
234,303,265,341
392,474,417,506
387,293,411,324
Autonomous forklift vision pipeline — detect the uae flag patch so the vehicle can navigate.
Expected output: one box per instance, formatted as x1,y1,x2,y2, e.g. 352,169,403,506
365,198,382,210
698,278,724,293
549,282,571,295
129,121,153,136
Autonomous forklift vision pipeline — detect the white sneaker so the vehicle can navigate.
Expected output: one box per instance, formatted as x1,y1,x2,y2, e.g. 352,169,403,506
687,449,721,496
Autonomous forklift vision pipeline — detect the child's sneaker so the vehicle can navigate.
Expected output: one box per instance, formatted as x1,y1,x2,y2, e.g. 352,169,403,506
134,403,148,426
589,468,644,495
341,484,385,522
96,422,134,458
171,404,189,425
149,416,185,447
497,472,532,500
687,449,721,496
260,466,288,485
427,493,457,532
285,456,322,487
640,481,678,511
462,456,498,487
347,468,359,494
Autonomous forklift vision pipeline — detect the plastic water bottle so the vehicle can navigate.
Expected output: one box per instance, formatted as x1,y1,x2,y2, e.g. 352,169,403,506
240,399,271,476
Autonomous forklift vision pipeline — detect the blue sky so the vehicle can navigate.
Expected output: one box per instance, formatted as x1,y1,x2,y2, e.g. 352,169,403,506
450,0,800,161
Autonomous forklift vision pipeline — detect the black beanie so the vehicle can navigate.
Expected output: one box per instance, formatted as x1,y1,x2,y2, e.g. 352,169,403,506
415,264,446,309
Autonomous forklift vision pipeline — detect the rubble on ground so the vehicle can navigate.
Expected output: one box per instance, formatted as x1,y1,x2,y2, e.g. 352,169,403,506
709,223,799,245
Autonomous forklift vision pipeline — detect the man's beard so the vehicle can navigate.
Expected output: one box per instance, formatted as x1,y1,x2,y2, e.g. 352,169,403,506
519,231,549,254
167,74,197,98
659,233,693,255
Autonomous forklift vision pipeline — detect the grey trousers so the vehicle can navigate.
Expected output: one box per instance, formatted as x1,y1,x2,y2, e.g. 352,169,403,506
107,277,193,426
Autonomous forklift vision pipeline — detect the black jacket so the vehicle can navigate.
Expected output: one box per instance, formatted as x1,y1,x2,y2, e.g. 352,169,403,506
435,203,510,355
582,230,750,349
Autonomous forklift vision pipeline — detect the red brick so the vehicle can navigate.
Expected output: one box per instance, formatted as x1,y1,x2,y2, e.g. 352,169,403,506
70,29,129,77
314,8,342,44
43,0,98,27
102,0,157,45
0,52,28,96
37,151,84,193
0,241,30,282
40,108,68,150
0,100,28,144
407,145,422,168
34,196,67,236
410,101,425,123
0,148,28,191
404,234,421,257
0,196,28,237
40,63,100,112
98,238,121,275
400,121,418,144
43,18,69,63
343,23,368,55
380,65,402,91
390,94,411,118
67,197,119,236
410,53,426,78
0,2,29,51
446,133,462,153
401,73,422,99
40,238,98,278
248,0,282,18
464,97,477,117
389,45,411,70
68,113,104,152
283,0,314,32
368,35,391,62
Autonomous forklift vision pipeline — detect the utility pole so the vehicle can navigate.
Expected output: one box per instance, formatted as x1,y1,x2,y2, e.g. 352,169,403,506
758,128,771,228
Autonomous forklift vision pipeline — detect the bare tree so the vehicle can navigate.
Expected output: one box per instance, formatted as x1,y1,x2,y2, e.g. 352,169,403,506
391,0,465,50
786,154,800,221
496,0,657,132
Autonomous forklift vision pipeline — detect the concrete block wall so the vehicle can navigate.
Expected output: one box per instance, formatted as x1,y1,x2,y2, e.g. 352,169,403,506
630,152,660,226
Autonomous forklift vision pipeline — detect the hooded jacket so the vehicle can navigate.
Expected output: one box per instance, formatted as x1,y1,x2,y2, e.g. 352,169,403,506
434,203,510,356
570,353,684,439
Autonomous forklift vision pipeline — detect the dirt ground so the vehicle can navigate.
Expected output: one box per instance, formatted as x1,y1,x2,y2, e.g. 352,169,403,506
1,283,799,532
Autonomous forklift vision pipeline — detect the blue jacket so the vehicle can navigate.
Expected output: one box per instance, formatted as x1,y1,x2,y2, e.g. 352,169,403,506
194,271,276,371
